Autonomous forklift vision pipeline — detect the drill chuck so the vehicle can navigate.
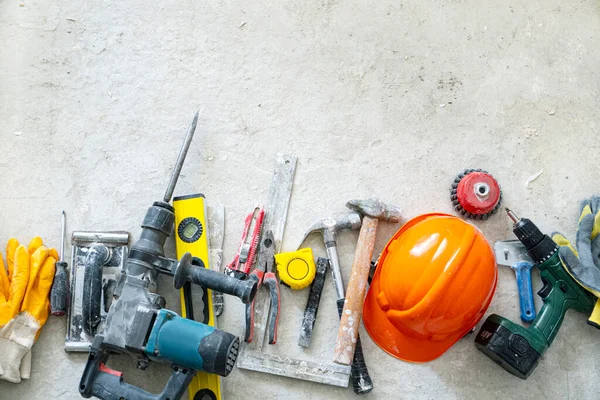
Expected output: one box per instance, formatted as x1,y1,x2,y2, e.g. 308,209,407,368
136,201,175,253
506,209,558,264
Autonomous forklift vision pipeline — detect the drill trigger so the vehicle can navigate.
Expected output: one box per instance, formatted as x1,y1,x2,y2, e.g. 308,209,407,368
537,277,552,299
99,363,122,378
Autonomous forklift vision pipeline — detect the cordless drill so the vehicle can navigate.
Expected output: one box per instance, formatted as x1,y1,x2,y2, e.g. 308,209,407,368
475,208,595,379
79,112,258,400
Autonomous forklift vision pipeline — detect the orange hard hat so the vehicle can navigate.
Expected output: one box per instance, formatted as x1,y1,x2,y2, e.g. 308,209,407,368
363,213,497,363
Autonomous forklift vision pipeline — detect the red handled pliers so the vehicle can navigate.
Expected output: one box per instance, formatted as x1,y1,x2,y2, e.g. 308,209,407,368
225,205,264,280
244,229,280,344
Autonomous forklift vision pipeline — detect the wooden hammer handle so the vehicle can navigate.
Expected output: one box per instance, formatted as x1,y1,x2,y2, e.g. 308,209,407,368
333,216,379,365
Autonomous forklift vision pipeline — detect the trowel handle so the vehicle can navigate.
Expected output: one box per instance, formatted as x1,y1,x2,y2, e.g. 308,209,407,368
512,261,536,323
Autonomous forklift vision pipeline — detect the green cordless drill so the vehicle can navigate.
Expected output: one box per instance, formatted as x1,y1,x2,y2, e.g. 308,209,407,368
475,208,596,379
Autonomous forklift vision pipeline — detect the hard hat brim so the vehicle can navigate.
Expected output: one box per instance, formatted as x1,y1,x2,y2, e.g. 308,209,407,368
363,273,473,363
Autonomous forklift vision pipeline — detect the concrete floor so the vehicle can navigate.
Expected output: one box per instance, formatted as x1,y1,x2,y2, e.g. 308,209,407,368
2,0,600,398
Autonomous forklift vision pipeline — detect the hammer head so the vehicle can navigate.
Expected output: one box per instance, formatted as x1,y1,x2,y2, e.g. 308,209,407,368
346,198,401,222
298,212,362,248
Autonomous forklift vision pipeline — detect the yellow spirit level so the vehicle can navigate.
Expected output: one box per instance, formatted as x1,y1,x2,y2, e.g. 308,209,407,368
173,193,222,400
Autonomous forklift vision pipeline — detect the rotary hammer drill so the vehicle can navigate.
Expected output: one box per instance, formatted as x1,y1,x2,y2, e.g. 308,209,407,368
475,208,595,379
79,112,258,400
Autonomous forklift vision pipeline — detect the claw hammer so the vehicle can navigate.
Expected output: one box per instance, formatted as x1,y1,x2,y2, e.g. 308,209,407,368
334,198,401,366
297,212,373,394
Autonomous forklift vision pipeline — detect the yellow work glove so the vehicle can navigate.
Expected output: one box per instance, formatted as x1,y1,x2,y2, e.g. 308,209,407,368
0,238,57,383
552,196,600,329
0,237,46,381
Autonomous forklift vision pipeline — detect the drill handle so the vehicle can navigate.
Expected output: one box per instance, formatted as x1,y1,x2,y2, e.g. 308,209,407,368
174,253,258,304
533,254,595,345
79,336,194,400
531,287,565,346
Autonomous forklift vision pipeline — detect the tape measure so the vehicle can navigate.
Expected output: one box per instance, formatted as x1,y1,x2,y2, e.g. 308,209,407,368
275,248,316,290
173,193,221,400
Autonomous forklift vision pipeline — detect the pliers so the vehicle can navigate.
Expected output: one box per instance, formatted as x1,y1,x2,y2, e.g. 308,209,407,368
225,205,265,280
245,229,280,344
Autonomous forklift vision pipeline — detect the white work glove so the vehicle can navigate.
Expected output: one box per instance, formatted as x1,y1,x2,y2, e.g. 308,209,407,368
19,350,31,380
0,314,39,382
0,238,57,383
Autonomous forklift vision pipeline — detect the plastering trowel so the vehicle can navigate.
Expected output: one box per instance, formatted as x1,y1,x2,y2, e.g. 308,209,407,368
65,231,129,352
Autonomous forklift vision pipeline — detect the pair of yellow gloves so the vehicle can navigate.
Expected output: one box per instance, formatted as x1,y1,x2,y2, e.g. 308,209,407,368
0,238,57,383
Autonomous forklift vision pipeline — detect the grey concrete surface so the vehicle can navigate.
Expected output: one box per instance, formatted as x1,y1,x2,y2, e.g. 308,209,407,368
1,0,600,398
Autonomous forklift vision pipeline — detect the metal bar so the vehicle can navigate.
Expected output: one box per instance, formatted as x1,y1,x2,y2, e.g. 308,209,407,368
71,231,129,245
236,350,351,387
245,154,297,350
60,210,66,261
163,111,199,203
326,245,346,300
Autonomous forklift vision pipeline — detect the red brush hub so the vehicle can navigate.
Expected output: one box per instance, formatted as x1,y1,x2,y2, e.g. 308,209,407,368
451,169,501,219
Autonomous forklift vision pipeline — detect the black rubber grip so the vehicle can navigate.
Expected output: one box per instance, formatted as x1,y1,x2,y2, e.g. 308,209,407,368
83,245,107,336
244,273,262,343
175,256,257,304
298,257,328,347
337,298,373,395
183,281,195,321
244,299,253,343
183,259,213,324
102,279,117,312
200,284,210,325
50,261,69,316
263,272,280,344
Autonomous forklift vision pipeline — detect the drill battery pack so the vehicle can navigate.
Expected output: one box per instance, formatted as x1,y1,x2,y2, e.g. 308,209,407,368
475,314,542,379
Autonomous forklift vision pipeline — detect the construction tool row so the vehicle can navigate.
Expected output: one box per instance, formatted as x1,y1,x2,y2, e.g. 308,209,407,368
3,112,600,400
